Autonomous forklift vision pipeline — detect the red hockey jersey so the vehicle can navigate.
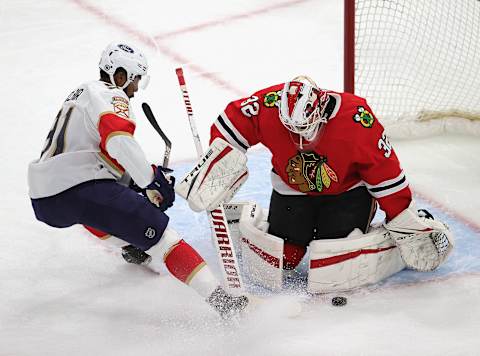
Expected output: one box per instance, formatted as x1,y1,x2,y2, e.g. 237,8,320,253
210,83,411,221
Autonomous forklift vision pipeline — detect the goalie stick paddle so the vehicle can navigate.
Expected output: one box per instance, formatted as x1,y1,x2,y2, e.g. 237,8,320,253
142,102,172,168
175,67,245,293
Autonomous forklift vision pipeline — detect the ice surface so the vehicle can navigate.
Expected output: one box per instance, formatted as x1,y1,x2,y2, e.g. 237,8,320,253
1,1,479,355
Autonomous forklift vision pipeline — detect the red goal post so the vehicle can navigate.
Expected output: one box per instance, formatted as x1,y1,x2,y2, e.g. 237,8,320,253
344,0,480,138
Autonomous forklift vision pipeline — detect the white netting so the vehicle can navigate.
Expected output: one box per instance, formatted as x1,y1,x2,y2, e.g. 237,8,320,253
354,0,480,138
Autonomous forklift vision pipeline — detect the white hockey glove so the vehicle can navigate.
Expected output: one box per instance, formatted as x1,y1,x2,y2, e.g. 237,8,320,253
384,202,454,272
175,138,248,212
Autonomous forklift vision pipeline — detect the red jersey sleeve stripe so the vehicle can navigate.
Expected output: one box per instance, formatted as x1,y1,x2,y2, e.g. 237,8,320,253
377,186,412,221
98,112,136,152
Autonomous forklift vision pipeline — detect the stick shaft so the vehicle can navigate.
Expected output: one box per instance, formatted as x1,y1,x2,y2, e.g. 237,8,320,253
175,68,204,158
174,68,244,292
142,102,171,168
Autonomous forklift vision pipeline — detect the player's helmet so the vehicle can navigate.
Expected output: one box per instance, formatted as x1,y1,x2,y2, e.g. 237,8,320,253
99,42,149,89
279,76,329,142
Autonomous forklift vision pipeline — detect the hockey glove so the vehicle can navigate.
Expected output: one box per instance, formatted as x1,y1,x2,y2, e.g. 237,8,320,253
145,166,175,212
384,202,454,271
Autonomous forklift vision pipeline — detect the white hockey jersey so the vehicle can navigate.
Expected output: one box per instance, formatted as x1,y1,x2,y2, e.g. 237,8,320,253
28,80,153,199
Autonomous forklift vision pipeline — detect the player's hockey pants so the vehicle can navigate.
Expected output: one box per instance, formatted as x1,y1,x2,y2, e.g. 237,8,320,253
30,179,169,251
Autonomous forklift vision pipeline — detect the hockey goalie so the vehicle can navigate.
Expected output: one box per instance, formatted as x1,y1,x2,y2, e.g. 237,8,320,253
176,76,454,293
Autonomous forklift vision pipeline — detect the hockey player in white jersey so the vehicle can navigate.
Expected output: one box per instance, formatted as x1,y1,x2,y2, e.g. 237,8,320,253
27,42,248,318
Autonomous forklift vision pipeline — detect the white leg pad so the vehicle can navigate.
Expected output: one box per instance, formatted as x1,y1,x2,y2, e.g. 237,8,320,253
223,201,253,257
308,227,405,293
239,202,284,290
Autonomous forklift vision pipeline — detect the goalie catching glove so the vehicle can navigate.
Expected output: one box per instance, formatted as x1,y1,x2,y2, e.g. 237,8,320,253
175,138,248,212
384,202,454,272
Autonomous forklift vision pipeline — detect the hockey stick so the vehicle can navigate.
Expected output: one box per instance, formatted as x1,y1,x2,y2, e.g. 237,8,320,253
142,102,172,168
175,67,245,292
120,103,173,270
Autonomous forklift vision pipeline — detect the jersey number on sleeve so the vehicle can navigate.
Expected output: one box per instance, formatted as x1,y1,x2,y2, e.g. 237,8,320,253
378,131,392,158
240,95,259,118
40,107,73,160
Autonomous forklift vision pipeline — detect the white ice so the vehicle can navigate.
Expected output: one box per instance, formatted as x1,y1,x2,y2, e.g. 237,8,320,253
1,1,480,355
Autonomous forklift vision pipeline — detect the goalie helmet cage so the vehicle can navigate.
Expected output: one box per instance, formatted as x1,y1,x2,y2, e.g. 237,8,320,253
343,0,480,138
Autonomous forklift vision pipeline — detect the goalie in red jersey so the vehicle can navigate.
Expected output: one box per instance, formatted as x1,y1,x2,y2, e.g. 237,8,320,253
176,76,454,292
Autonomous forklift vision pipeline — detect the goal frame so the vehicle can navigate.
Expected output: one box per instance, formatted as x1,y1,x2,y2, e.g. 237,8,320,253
342,0,480,138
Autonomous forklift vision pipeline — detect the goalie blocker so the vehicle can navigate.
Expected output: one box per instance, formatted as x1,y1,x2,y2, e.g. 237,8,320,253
175,138,248,212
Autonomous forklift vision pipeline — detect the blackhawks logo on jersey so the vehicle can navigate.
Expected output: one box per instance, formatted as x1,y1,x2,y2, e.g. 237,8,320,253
263,91,281,107
353,106,374,128
286,152,338,193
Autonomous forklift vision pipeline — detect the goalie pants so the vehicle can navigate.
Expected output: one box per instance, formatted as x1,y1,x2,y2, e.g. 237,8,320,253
30,179,169,251
268,186,376,248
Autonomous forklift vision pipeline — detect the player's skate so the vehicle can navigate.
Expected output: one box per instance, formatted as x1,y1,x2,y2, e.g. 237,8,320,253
206,286,249,319
121,245,152,265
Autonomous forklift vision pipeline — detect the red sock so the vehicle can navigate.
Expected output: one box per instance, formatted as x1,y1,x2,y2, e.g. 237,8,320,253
83,225,109,239
283,242,306,270
164,240,206,284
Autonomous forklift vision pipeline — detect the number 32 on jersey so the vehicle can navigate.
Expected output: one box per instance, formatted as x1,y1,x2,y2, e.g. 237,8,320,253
240,95,259,118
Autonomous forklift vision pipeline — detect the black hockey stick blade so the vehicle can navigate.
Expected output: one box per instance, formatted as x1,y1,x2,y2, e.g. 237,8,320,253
142,102,172,168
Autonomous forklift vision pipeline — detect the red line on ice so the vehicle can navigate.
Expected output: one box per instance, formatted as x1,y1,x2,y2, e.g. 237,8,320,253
414,190,480,235
70,0,246,96
153,0,312,40
70,0,480,235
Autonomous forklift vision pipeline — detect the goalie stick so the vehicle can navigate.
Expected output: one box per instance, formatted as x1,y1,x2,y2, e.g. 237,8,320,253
175,67,245,292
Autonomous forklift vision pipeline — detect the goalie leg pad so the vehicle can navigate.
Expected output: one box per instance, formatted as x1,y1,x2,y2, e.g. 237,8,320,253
223,202,254,257
175,138,248,212
239,202,284,290
307,227,405,293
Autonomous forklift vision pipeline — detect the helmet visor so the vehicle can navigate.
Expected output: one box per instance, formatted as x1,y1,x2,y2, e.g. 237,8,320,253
138,74,150,90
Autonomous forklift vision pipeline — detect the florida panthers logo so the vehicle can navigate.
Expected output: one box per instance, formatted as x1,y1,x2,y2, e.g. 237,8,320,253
286,152,338,193
353,106,375,128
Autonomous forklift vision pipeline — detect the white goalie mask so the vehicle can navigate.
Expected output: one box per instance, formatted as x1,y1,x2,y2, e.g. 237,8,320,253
279,76,329,144
99,42,149,90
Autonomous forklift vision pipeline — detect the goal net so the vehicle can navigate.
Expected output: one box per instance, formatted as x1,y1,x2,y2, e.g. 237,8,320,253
344,0,480,138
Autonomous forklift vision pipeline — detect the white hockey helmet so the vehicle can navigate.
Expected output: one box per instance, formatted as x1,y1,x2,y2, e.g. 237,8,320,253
279,76,329,142
99,42,149,89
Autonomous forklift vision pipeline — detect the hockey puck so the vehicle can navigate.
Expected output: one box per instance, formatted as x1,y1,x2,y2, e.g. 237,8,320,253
331,296,347,306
